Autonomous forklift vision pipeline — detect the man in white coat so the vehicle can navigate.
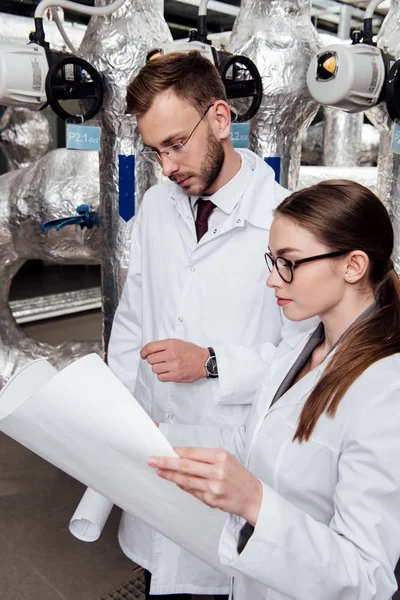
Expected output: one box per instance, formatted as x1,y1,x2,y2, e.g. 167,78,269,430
108,50,289,599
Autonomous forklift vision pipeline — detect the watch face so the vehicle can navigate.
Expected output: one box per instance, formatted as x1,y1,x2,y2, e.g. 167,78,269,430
206,356,218,377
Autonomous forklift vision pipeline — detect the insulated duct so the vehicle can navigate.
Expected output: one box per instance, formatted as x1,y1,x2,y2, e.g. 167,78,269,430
302,121,379,166
0,148,100,388
227,0,320,190
78,0,172,353
322,107,363,167
366,0,400,273
0,107,53,171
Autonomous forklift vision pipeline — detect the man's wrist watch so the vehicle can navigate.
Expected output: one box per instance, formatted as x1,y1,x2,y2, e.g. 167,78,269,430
204,347,218,379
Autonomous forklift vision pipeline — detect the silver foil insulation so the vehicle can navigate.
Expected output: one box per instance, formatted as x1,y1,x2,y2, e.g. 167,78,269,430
78,0,172,352
0,148,101,388
302,121,379,166
322,108,363,167
0,107,53,171
227,0,320,190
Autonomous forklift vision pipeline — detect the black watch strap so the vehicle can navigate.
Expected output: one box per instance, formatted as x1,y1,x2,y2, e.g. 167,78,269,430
237,521,255,554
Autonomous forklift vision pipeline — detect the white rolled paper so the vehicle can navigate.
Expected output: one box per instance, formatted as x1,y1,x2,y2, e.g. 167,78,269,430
69,488,114,542
0,354,231,575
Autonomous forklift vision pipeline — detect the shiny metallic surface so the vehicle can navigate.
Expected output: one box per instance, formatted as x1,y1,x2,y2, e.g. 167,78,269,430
302,121,380,166
227,0,320,190
78,0,171,353
0,107,53,171
322,107,363,167
9,287,101,324
366,0,400,273
359,123,381,166
301,121,324,165
0,148,101,388
298,165,377,194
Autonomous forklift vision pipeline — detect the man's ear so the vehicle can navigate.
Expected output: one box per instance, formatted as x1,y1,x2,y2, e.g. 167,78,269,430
210,100,231,140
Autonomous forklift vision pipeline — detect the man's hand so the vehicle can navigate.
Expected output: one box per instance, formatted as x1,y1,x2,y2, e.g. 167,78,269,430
141,339,210,383
148,448,263,526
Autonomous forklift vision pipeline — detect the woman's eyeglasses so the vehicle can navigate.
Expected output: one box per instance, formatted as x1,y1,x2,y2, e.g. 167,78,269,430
264,250,352,283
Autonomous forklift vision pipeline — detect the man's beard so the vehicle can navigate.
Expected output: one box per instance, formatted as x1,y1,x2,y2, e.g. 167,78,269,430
169,128,225,195
199,129,225,194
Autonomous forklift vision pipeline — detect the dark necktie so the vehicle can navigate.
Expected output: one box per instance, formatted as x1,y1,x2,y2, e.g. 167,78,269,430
195,198,216,242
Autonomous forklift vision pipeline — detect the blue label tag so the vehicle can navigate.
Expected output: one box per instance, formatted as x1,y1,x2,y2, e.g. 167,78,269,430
230,123,250,148
392,120,400,154
66,124,101,151
118,155,135,222
264,157,281,183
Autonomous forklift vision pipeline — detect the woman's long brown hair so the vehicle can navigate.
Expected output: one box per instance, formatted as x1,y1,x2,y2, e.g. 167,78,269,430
275,180,400,442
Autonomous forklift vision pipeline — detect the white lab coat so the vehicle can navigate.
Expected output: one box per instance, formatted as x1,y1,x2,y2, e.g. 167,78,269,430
163,326,400,600
108,150,289,594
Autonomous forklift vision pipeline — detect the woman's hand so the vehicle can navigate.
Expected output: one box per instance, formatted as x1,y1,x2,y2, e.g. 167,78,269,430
148,447,263,526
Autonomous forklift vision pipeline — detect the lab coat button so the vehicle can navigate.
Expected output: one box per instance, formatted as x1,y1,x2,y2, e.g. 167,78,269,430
190,267,195,272
166,413,174,421
236,218,241,224
178,317,183,322
187,216,192,221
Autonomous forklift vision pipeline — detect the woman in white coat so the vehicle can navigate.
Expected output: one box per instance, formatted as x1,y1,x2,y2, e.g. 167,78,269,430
149,179,400,600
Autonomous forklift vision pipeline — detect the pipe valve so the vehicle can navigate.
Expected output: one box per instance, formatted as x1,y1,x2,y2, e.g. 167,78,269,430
40,204,97,232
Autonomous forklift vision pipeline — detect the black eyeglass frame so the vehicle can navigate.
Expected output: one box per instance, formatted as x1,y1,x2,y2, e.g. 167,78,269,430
264,250,353,283
141,104,214,164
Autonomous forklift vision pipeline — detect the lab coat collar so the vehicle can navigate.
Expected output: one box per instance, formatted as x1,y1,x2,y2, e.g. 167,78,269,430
265,327,325,414
189,153,252,216
235,149,287,230
265,300,379,415
168,149,287,231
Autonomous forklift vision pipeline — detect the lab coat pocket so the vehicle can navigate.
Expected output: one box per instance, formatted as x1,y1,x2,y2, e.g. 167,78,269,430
202,276,266,345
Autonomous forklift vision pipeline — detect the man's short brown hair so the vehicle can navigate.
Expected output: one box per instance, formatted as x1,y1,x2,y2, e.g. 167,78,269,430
126,50,228,116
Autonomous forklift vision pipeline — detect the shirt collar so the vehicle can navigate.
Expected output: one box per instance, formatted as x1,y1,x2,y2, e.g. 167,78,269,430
189,153,253,214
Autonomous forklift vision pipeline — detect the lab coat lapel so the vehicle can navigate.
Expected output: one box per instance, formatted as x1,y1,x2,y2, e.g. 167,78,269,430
244,335,312,454
265,330,316,409
267,361,324,414
245,345,327,465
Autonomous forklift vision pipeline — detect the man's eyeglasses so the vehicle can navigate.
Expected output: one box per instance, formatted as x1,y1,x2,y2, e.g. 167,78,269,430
264,250,352,283
141,104,214,166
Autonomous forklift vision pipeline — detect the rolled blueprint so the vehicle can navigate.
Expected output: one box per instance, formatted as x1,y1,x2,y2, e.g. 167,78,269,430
0,354,231,575
69,488,113,542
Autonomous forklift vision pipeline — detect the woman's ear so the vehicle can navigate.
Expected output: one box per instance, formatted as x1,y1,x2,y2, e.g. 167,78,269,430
344,251,370,283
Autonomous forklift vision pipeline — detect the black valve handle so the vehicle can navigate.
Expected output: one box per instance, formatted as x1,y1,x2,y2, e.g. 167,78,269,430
219,54,263,123
386,58,400,122
45,55,104,121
